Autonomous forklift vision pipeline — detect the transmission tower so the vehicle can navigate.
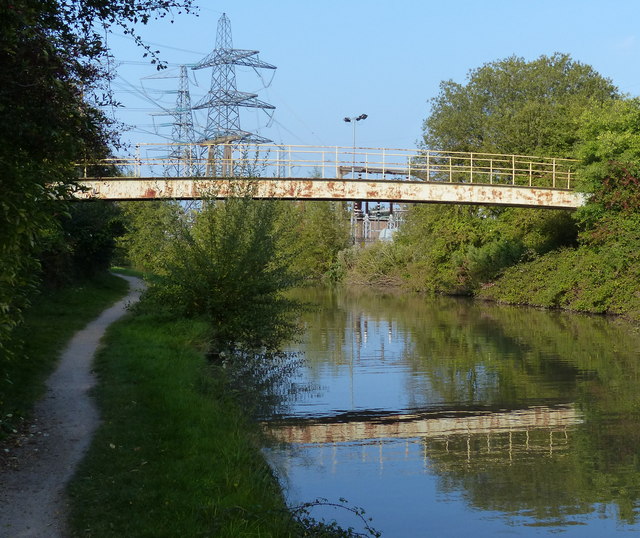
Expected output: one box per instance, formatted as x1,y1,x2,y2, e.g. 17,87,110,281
145,65,199,176
192,12,276,146
166,65,198,176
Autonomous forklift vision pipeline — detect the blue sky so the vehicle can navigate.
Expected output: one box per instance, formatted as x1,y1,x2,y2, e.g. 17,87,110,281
107,0,640,153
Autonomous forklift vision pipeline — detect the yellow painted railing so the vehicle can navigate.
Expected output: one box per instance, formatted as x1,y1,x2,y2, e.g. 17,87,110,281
81,143,577,190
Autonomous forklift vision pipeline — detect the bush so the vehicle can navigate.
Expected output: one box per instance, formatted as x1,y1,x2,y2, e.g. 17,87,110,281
140,192,300,354
461,238,527,286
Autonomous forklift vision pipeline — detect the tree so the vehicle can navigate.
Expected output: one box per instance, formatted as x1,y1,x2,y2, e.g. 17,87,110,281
575,98,640,228
280,201,351,280
139,193,300,355
119,201,187,274
38,202,125,287
0,1,195,360
423,53,618,156
389,54,619,293
477,98,640,318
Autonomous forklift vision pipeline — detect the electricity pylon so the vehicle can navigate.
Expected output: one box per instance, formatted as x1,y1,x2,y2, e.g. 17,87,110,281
166,65,197,176
193,12,276,149
146,65,199,176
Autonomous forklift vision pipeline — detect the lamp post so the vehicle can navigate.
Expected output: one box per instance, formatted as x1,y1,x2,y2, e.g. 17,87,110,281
344,114,368,218
343,114,368,175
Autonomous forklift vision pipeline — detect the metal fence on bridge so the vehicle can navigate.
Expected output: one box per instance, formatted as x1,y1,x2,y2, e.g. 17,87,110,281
82,143,577,190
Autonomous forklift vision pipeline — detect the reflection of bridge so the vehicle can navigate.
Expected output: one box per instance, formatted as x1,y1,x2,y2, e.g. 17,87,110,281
77,144,585,209
265,404,582,445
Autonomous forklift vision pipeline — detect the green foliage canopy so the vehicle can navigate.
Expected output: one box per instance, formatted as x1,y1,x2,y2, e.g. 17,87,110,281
349,54,621,296
0,0,195,359
135,193,300,355
479,99,640,319
401,54,619,291
279,201,351,280
575,98,640,227
423,53,618,156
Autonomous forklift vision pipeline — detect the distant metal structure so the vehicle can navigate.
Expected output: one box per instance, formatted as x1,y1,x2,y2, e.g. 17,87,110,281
145,65,198,177
192,12,276,161
166,65,198,176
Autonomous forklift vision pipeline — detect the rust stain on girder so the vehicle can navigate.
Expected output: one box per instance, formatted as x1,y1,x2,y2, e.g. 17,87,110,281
76,178,587,209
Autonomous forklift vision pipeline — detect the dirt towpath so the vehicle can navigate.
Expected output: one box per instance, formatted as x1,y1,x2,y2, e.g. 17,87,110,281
0,275,144,538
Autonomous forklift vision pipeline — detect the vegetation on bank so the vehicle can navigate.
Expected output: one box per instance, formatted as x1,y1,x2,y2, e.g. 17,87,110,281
67,303,379,537
120,193,302,357
477,99,640,319
66,310,295,537
0,198,129,425
338,55,640,322
0,0,196,363
86,195,374,536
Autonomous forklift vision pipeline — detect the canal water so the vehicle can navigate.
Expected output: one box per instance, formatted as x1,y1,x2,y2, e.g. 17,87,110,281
262,286,640,537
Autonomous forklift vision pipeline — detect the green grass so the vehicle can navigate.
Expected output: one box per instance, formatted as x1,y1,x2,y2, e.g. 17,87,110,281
110,266,145,278
1,272,130,435
67,311,299,537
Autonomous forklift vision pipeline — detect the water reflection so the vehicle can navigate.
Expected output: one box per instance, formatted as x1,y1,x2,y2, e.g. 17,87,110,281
265,286,640,535
268,404,581,445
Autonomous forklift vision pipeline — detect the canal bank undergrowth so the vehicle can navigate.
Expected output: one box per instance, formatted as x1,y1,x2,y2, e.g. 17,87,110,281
337,210,640,325
476,221,640,322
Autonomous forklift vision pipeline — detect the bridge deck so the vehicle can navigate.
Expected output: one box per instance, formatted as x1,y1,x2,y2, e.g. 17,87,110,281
76,144,584,208
76,177,585,209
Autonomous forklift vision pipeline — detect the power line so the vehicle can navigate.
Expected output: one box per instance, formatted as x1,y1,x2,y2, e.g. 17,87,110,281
112,31,205,56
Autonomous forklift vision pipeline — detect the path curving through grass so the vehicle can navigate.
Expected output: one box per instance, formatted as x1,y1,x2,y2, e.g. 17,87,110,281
0,275,144,538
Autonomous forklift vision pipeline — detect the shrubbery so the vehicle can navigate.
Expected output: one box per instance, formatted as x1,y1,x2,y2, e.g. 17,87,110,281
123,192,300,356
338,59,640,322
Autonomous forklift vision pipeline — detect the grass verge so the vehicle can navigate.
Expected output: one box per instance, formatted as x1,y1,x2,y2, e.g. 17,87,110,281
110,266,145,278
67,310,299,537
1,272,129,436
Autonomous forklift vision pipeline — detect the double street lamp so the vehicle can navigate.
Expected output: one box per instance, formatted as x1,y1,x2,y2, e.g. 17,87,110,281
344,113,368,217
343,113,368,159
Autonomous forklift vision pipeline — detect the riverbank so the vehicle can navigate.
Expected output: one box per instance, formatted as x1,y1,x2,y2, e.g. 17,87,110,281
65,305,300,537
1,271,369,536
1,272,296,535
338,221,640,326
476,238,640,323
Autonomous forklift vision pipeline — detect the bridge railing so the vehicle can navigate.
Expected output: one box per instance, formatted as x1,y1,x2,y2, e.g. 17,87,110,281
81,143,577,190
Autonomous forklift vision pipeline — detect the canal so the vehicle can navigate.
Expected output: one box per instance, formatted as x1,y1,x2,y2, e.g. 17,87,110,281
262,286,640,537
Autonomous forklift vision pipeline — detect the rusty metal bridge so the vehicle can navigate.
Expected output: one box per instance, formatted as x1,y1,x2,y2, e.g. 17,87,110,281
77,143,585,209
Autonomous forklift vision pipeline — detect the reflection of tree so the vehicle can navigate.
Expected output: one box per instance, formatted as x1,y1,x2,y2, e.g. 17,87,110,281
287,285,640,526
286,287,351,376
399,300,587,409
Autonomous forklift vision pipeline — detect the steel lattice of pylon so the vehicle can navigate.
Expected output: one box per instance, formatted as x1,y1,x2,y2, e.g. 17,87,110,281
166,65,198,177
192,12,276,175
145,65,199,176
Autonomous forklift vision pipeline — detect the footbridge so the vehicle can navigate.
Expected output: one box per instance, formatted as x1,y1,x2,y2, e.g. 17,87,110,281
76,143,585,209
